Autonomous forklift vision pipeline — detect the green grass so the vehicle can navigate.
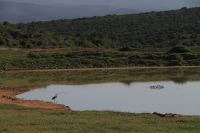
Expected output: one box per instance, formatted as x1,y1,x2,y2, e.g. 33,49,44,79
0,47,200,70
0,104,200,133
0,50,26,61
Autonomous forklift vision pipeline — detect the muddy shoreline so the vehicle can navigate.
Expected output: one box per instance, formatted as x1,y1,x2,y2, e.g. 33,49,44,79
0,89,70,111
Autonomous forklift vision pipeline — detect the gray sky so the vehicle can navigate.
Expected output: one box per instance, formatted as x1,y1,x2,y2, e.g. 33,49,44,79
2,0,200,10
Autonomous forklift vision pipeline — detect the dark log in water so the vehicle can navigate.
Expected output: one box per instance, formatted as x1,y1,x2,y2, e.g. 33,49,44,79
153,112,189,118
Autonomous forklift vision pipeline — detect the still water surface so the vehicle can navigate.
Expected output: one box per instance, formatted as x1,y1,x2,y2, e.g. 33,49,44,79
17,80,200,115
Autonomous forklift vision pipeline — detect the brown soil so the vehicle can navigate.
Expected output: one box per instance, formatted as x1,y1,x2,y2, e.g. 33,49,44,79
0,89,70,111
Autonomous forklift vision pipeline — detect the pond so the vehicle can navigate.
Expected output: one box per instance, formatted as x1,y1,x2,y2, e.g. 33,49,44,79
14,67,200,115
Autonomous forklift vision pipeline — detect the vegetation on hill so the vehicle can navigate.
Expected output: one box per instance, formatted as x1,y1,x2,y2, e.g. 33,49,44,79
0,7,200,49
0,7,200,69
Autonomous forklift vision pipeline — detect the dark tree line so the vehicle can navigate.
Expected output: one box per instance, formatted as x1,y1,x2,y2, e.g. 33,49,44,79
0,7,200,48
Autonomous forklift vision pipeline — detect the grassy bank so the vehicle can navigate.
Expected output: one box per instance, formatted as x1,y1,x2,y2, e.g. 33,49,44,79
1,46,200,70
0,104,200,133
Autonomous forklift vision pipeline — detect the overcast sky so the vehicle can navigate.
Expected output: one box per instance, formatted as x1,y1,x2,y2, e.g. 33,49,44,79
2,0,200,10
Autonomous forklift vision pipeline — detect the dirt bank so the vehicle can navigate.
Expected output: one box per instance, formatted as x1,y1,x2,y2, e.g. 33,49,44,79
0,89,70,111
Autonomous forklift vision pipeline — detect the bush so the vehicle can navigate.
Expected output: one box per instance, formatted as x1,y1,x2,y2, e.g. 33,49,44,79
119,47,133,52
167,45,191,54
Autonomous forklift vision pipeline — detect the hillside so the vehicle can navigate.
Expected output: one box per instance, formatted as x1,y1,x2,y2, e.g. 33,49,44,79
0,7,200,49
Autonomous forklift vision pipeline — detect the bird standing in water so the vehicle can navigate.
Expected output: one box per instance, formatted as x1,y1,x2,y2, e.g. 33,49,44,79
52,94,58,103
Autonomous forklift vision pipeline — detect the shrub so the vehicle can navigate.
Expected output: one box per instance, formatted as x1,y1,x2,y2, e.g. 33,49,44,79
167,45,191,54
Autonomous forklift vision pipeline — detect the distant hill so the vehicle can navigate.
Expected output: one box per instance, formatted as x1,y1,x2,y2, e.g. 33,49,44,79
0,1,139,23
109,8,142,15
0,7,200,49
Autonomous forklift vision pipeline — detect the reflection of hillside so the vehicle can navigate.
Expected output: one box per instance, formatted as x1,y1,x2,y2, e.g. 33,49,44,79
169,77,189,84
0,67,200,90
120,80,132,86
